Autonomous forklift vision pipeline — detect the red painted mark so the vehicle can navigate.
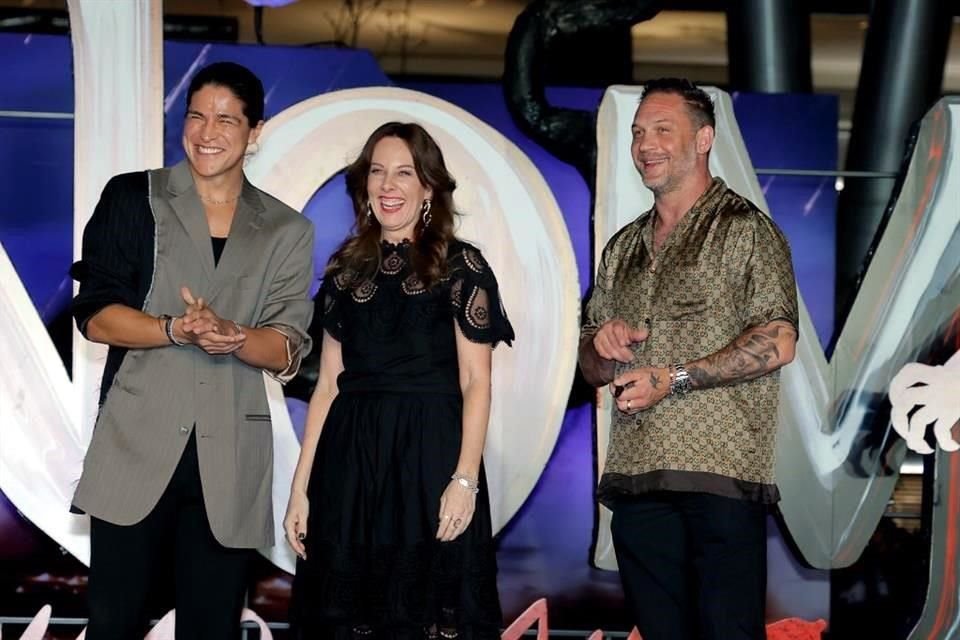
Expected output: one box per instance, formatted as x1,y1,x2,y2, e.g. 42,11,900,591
852,108,947,360
928,450,960,637
949,306,960,351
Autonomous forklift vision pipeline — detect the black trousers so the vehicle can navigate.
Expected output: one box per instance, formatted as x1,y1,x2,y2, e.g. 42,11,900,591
86,434,250,640
610,491,767,640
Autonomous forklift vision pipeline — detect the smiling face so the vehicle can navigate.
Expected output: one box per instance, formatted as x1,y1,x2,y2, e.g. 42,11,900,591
366,136,433,243
630,92,713,197
182,83,263,183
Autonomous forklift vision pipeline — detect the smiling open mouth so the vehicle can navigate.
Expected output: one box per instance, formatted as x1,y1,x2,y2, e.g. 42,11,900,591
379,197,405,213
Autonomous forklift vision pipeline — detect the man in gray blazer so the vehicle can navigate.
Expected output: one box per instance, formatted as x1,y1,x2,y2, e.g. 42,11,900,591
71,62,314,640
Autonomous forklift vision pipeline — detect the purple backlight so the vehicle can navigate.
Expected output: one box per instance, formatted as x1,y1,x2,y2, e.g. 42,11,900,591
243,0,299,7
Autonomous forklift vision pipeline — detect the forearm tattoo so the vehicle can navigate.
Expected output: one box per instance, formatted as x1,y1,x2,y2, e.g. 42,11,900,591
687,322,796,390
578,334,615,386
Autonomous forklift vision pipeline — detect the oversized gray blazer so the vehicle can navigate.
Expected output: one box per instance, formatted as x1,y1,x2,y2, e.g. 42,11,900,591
72,159,314,549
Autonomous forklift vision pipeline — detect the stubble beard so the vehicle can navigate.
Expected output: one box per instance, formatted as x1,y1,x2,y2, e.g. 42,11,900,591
646,150,698,198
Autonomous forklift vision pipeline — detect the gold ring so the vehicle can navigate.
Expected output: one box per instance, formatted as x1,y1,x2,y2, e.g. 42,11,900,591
626,399,632,410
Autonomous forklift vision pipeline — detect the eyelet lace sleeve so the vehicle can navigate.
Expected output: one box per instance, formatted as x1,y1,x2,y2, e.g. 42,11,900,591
313,274,344,342
449,243,515,348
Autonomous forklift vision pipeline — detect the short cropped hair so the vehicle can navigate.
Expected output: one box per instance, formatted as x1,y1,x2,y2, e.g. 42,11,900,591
640,77,715,131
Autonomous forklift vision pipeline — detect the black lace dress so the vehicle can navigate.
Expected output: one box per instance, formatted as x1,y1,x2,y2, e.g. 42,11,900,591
291,239,514,640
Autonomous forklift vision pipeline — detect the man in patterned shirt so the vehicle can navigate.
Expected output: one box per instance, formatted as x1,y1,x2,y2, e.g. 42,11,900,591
579,78,799,640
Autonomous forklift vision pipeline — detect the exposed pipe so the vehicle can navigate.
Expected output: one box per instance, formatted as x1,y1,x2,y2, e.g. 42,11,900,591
836,0,951,329
726,0,812,93
503,0,662,183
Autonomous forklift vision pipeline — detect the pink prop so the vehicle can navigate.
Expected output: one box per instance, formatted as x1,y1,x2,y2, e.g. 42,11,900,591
765,617,828,639
500,598,549,640
142,610,176,639
240,608,273,638
9,606,272,640
588,627,643,640
8,600,824,640
516,603,827,640
11,604,51,640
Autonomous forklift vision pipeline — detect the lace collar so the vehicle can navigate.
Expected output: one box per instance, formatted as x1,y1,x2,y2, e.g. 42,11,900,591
380,238,410,275
380,237,412,251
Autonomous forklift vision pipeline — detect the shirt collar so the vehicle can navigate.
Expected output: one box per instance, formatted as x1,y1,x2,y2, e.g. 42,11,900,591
639,176,727,255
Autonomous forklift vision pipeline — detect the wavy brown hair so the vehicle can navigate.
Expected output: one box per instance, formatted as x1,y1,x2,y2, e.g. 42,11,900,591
326,122,458,289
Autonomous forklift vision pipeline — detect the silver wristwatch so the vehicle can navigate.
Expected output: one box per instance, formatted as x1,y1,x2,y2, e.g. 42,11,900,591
670,364,692,396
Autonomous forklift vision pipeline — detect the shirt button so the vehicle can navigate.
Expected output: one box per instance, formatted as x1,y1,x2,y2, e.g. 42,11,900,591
180,426,190,434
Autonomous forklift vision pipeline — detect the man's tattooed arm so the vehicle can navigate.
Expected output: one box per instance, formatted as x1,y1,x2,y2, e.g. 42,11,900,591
578,333,616,387
686,320,797,390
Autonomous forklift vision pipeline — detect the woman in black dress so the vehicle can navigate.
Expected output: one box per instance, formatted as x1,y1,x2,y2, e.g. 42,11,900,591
286,122,514,639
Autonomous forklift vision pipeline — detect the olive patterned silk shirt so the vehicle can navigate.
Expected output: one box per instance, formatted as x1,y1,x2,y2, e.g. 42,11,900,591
583,178,799,504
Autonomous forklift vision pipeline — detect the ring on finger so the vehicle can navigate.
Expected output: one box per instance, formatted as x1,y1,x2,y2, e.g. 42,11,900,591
454,518,462,527
626,399,632,410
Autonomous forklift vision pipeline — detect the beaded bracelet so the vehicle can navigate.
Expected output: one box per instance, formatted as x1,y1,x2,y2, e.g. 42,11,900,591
451,472,479,494
160,314,186,346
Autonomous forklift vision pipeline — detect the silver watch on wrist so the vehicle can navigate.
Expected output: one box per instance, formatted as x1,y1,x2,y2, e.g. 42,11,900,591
670,363,692,396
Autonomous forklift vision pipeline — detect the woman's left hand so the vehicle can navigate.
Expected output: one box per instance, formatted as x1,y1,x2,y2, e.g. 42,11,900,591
436,479,477,542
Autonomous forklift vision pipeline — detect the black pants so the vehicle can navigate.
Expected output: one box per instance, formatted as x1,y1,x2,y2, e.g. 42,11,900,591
86,434,250,640
610,491,767,640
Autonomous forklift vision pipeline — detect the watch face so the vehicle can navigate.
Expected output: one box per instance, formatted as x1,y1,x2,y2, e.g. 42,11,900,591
669,367,691,395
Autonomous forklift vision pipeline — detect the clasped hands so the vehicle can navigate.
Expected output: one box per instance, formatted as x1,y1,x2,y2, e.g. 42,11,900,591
593,318,670,415
172,286,246,355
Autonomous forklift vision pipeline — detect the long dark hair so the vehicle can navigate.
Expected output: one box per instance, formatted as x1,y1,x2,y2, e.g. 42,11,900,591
327,122,458,288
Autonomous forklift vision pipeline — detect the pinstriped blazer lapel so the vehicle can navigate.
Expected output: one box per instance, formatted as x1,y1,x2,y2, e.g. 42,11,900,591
166,160,216,281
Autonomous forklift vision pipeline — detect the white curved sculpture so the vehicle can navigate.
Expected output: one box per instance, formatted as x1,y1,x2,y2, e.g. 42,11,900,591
0,0,163,567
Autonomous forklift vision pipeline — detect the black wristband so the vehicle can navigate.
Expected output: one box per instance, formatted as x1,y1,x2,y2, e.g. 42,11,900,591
160,314,186,346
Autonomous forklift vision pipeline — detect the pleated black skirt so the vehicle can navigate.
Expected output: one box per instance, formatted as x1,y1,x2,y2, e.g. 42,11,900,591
290,390,501,640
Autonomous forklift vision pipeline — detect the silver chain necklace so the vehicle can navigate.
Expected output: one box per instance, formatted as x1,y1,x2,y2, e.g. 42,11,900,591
199,194,240,205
